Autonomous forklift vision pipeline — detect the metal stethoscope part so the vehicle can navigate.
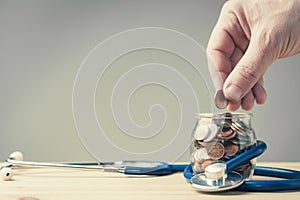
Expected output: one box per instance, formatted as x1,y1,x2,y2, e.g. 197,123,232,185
2,140,300,192
1,152,187,180
184,140,300,192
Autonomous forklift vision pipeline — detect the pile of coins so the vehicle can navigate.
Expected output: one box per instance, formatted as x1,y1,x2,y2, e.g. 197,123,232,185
191,112,256,179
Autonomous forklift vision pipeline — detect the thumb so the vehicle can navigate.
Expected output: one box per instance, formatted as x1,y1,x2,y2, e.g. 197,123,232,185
223,38,273,102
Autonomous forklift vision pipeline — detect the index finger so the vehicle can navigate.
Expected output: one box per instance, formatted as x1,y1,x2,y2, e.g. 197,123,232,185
206,24,235,91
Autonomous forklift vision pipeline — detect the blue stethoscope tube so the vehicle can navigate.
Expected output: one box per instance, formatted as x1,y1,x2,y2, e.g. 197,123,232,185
183,140,300,192
122,163,187,176
6,140,300,192
238,166,300,192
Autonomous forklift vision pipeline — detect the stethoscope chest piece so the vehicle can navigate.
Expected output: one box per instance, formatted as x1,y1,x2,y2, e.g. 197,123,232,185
190,171,244,192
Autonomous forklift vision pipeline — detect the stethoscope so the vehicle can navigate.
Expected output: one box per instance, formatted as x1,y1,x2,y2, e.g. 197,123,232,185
2,140,300,192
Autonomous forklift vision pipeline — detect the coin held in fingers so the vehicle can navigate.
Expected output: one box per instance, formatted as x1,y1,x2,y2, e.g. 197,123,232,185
214,89,228,109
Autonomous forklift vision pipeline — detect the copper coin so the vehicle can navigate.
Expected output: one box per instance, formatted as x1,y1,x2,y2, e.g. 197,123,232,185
218,129,234,138
218,130,237,140
207,142,225,160
201,160,213,171
199,141,211,147
224,131,237,140
224,143,239,156
230,122,240,131
231,122,248,136
231,138,248,145
230,138,241,145
214,89,228,109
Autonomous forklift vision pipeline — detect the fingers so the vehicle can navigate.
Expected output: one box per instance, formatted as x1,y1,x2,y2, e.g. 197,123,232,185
227,87,265,111
253,78,267,104
227,90,255,111
223,36,272,103
220,2,250,52
207,3,243,90
209,31,269,110
241,90,255,110
207,27,235,90
229,47,264,110
207,0,273,110
225,46,266,110
230,46,243,68
227,101,241,111
207,50,232,90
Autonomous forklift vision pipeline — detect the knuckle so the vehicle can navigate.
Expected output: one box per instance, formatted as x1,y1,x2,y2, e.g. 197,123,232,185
221,0,241,14
221,1,232,12
222,1,235,12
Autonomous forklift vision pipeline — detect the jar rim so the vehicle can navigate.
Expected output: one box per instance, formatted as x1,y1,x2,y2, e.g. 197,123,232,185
197,112,252,119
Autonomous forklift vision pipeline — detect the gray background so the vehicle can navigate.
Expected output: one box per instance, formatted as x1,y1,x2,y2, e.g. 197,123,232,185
0,0,299,162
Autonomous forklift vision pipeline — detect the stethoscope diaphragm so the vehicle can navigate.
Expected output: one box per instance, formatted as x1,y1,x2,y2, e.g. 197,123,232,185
191,171,244,192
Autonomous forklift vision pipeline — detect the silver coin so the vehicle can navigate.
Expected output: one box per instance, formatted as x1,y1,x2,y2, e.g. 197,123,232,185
231,122,248,136
214,89,228,109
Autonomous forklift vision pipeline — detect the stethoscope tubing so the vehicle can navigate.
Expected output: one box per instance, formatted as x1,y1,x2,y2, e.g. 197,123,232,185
184,140,300,191
236,166,300,192
226,140,267,173
5,140,300,191
6,158,187,176
183,140,267,180
184,164,300,192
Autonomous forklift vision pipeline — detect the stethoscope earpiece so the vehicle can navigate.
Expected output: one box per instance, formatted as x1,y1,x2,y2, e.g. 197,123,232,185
1,151,23,181
1,167,14,181
9,151,24,161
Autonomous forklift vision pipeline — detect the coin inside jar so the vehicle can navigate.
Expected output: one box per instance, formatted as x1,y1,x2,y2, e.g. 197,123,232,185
194,125,209,141
192,112,256,178
203,124,219,142
201,160,213,171
214,89,228,109
218,129,234,138
231,122,248,136
206,142,225,160
224,143,239,156
193,148,210,162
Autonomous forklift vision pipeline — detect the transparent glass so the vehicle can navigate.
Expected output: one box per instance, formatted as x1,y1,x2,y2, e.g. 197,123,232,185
191,112,257,180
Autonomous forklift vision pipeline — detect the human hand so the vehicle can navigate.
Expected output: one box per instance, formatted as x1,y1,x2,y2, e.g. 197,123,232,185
207,0,300,110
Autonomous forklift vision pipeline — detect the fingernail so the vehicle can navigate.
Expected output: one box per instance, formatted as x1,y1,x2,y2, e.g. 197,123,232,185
225,85,243,102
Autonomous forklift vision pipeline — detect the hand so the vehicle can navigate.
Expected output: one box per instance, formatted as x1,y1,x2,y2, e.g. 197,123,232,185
207,0,300,110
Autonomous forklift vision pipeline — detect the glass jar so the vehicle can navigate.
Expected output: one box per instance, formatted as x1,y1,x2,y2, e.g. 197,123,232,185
191,112,257,180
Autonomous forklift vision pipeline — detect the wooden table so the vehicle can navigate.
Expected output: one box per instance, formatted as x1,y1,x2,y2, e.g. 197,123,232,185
0,162,299,200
